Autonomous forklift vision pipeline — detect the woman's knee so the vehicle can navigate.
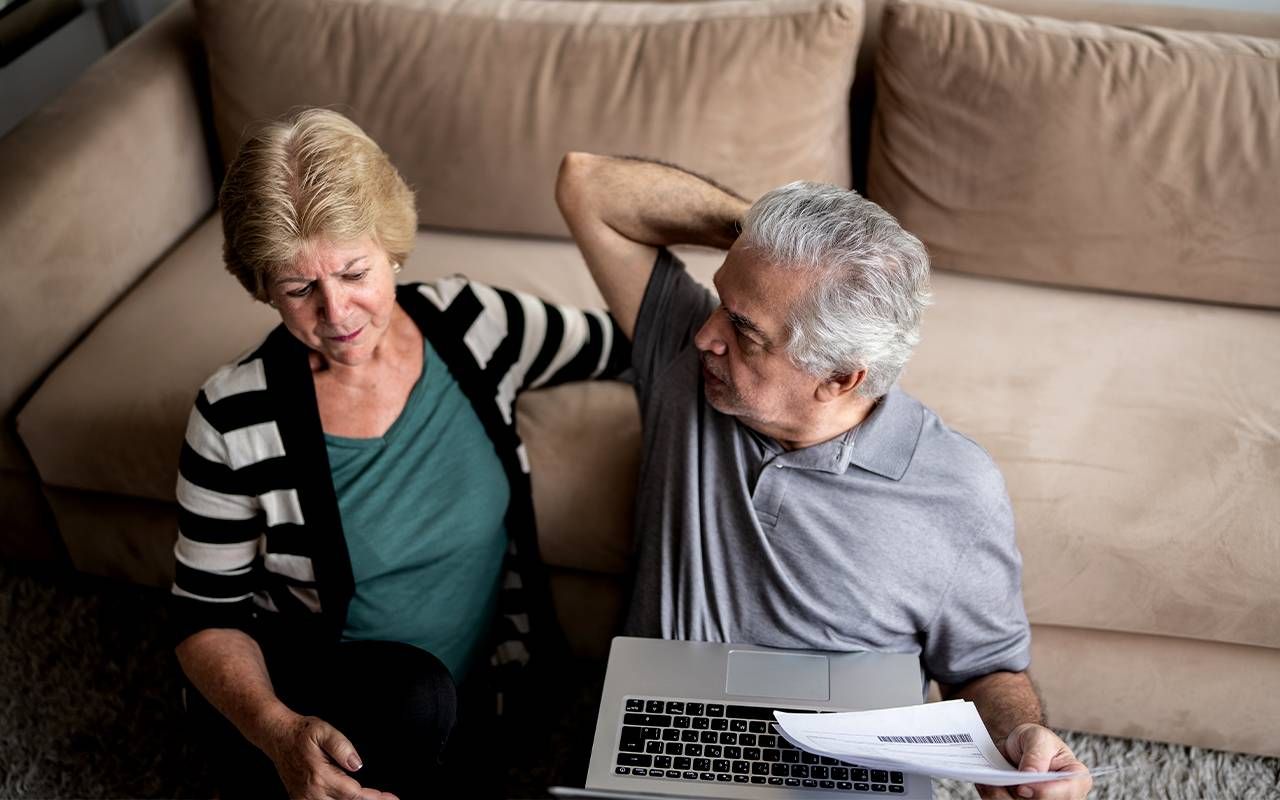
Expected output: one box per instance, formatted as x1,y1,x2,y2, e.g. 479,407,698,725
338,640,458,742
396,644,458,739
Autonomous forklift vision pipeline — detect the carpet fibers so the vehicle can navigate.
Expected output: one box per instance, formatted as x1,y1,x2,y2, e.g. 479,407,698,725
1,562,1276,799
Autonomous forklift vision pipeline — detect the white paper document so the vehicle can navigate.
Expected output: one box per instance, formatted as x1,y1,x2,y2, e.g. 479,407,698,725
774,701,1107,787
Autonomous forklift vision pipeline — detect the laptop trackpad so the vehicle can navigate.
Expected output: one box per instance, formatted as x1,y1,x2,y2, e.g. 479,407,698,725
725,650,830,701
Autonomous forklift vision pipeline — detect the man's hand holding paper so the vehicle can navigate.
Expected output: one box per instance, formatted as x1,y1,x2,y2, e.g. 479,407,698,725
981,722,1092,800
774,701,1109,798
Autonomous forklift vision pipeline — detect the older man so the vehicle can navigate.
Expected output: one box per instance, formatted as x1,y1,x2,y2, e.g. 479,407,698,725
555,153,1092,800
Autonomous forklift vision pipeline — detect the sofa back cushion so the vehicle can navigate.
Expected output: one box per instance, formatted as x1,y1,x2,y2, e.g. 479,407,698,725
195,0,862,238
868,0,1280,307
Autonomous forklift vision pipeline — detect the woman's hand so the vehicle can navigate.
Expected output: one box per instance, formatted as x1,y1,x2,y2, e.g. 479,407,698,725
261,710,398,800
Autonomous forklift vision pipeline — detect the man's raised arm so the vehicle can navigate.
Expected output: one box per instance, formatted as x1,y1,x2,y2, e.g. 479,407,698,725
555,152,750,340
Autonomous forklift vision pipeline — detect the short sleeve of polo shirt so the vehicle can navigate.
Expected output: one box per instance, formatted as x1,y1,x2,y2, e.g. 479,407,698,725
921,489,1032,685
632,248,718,398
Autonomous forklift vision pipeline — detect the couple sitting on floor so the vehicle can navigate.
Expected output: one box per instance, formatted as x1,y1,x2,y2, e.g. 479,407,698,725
172,108,1090,800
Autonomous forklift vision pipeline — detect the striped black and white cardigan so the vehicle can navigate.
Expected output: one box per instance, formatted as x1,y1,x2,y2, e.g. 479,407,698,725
171,278,629,674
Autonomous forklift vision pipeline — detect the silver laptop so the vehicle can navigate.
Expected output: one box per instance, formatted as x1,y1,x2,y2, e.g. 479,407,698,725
556,637,933,799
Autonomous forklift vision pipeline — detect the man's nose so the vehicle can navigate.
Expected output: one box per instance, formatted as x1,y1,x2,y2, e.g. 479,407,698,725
693,310,728,356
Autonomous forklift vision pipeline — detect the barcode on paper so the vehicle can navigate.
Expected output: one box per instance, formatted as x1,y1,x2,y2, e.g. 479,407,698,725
877,733,974,744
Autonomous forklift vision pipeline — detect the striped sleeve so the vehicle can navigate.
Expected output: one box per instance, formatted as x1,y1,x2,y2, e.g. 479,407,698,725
417,277,631,424
171,362,271,643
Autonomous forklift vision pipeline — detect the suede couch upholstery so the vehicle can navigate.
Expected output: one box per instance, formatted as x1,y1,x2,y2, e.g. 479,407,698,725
3,0,1278,760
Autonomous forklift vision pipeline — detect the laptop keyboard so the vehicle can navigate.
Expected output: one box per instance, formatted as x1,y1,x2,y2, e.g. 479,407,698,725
613,697,907,793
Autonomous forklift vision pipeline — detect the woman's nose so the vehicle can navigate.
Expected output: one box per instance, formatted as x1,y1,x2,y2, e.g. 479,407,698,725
318,283,350,323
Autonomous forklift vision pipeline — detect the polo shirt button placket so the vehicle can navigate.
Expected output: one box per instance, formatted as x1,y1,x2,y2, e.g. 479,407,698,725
753,460,790,528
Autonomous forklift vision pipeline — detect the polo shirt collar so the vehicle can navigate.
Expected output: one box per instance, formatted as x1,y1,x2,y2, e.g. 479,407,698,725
842,385,924,480
763,423,855,474
743,385,924,479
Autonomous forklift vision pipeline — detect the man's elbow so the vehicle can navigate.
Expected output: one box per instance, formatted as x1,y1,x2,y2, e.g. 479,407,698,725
555,151,599,214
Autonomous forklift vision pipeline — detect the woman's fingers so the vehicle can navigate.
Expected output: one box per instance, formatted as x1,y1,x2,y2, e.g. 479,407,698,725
309,723,402,800
320,769,365,800
318,764,400,800
266,714,399,800
313,720,364,773
275,716,363,800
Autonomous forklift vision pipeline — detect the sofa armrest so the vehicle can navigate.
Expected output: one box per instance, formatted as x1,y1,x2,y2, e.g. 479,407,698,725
0,0,216,472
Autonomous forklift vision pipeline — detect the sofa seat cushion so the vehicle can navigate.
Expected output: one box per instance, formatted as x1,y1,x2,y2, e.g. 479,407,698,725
901,270,1280,651
869,0,1280,307
196,0,863,238
16,214,721,577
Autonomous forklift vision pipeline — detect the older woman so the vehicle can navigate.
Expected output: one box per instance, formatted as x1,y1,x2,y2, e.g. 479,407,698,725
172,109,626,799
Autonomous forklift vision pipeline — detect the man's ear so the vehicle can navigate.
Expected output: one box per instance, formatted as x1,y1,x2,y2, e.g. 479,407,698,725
815,368,866,403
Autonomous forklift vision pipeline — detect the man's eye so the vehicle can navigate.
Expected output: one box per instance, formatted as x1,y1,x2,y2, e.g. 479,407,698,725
343,270,368,282
735,328,761,351
286,285,313,298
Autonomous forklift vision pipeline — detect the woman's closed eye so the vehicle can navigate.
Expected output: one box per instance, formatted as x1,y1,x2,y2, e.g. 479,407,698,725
284,270,364,298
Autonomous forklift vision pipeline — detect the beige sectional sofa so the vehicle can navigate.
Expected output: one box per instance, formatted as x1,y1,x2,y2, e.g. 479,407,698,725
3,0,1278,759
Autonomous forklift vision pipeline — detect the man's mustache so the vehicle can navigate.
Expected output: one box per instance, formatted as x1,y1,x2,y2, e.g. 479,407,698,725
700,352,730,385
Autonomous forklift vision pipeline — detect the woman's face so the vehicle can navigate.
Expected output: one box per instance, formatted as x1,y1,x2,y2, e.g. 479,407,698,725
266,235,399,368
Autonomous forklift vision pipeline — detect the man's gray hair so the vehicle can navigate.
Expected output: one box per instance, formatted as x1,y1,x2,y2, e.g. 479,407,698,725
740,182,932,399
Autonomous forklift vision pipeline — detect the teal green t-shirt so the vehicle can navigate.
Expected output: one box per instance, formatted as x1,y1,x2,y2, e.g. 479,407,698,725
326,338,510,681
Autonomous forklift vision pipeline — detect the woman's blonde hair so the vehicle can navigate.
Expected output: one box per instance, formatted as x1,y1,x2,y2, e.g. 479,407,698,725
218,108,417,301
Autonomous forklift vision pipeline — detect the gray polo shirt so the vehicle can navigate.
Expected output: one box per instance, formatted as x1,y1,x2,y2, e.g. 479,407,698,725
624,250,1031,685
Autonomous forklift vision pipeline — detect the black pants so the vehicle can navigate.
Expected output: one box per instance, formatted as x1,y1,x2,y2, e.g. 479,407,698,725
185,639,460,799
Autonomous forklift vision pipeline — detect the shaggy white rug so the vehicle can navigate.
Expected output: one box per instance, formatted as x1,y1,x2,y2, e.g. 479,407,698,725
932,729,1280,799
1,562,1276,798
